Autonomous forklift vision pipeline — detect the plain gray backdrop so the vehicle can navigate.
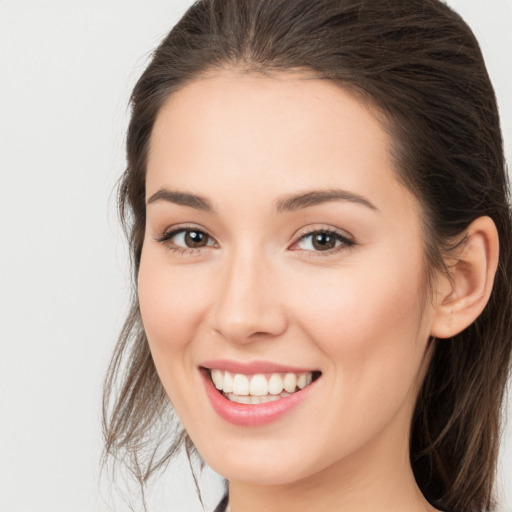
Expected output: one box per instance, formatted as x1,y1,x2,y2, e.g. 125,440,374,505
0,1,511,511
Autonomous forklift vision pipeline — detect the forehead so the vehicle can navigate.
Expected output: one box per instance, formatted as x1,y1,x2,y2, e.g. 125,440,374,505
146,70,418,221
150,71,390,162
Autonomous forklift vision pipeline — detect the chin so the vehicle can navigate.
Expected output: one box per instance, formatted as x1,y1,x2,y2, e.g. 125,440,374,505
209,458,311,486
190,431,337,487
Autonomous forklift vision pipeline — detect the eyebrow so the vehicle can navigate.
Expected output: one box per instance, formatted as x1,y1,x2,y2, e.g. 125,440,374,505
146,189,213,211
275,189,377,213
146,187,377,213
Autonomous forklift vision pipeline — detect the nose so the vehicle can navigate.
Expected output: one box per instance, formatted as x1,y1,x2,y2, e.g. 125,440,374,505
208,246,288,344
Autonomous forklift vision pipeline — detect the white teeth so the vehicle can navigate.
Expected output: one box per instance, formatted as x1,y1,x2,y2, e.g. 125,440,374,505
223,371,233,393
283,373,297,393
268,374,284,395
232,374,250,395
210,369,317,401
250,374,268,396
212,369,223,390
297,373,312,389
226,393,284,404
250,394,281,404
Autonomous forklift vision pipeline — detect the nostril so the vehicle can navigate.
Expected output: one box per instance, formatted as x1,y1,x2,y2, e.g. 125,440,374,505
248,331,276,338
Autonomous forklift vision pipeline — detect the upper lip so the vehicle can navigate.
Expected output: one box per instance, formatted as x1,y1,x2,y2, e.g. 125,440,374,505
200,359,317,374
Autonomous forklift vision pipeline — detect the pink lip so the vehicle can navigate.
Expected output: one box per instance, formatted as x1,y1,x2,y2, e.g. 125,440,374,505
201,359,314,375
200,368,317,427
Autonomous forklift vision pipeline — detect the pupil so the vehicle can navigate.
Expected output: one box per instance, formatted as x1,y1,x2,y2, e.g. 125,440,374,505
313,233,335,250
185,231,206,247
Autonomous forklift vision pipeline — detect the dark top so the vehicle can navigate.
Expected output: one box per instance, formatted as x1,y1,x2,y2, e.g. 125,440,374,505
213,494,229,512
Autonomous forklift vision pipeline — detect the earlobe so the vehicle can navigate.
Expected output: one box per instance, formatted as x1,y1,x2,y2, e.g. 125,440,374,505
430,216,499,339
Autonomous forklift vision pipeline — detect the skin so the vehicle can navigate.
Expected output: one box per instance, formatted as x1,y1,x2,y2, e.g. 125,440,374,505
138,70,476,512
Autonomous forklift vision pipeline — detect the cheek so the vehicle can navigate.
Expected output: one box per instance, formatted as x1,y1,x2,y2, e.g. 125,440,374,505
290,253,430,406
137,249,208,364
274,257,431,468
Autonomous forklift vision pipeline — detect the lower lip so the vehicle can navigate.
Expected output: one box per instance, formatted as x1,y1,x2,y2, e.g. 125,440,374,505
201,370,316,427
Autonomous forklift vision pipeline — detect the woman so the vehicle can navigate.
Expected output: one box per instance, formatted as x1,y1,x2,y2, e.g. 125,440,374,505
102,1,512,511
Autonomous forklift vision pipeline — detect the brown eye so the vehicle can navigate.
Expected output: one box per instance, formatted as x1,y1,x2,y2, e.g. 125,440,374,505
293,229,354,253
157,228,215,250
184,230,208,247
311,232,337,250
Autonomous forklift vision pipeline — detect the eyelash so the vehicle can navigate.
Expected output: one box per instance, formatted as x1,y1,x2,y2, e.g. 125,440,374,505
155,225,216,256
155,225,355,256
292,227,355,256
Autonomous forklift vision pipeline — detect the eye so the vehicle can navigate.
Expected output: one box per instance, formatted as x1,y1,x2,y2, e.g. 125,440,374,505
292,229,354,253
173,229,211,248
156,227,216,252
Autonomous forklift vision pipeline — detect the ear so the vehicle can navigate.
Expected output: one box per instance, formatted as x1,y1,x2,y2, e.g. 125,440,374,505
430,216,499,339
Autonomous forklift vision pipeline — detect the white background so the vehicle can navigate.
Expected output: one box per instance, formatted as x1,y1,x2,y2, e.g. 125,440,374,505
0,1,511,511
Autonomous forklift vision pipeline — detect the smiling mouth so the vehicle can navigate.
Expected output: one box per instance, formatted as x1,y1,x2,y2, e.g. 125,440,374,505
206,368,322,405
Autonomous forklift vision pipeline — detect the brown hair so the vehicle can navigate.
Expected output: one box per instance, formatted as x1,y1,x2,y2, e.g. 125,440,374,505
102,1,512,511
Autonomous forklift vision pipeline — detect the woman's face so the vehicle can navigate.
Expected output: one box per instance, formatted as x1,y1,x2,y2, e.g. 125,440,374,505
139,71,439,485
